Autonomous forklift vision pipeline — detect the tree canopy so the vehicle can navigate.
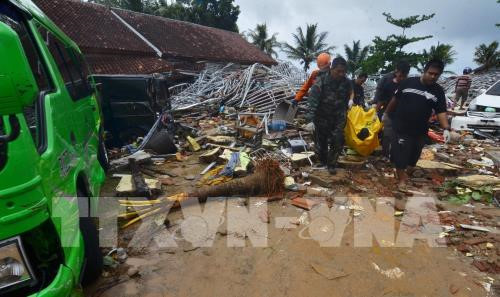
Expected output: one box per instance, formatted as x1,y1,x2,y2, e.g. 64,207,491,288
89,0,240,32
342,40,369,78
474,41,500,70
247,23,280,58
281,24,334,72
363,12,435,74
418,43,457,73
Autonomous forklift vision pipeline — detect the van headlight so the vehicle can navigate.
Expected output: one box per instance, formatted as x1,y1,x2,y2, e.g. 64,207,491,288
0,237,35,291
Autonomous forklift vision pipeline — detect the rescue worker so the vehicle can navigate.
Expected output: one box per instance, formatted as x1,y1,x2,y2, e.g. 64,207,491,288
307,57,352,174
374,60,410,159
351,73,368,107
293,53,331,104
384,59,451,188
454,67,473,110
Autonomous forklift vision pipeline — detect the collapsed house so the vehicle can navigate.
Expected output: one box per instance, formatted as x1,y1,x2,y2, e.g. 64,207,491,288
35,0,282,145
35,0,276,74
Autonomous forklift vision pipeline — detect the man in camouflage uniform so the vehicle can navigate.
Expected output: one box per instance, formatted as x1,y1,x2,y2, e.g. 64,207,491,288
306,57,352,174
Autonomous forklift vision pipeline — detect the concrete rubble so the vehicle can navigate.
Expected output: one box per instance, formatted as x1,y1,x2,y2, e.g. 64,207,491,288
441,69,500,102
364,68,500,106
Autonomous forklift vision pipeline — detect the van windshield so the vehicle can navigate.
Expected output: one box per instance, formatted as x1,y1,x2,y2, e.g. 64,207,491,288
0,2,22,29
486,81,500,96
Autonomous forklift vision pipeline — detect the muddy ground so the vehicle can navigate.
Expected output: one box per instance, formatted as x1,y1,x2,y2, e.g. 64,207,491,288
85,153,499,297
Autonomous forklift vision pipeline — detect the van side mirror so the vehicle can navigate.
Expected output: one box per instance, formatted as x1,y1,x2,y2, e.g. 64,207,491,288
0,23,38,115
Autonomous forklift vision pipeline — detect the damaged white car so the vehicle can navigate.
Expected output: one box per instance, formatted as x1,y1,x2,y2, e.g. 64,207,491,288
451,80,500,133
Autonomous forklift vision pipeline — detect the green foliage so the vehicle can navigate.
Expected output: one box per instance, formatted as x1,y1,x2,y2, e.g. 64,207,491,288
473,41,500,70
363,12,435,74
440,180,494,205
89,0,240,32
342,40,369,78
382,12,435,32
247,23,280,58
188,0,240,32
418,43,457,73
281,24,335,72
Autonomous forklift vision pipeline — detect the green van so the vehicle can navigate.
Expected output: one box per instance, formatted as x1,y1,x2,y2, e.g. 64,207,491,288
0,0,106,296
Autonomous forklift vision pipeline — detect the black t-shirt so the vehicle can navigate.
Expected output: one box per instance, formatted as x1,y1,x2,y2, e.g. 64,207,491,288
374,73,399,108
393,77,447,136
350,79,365,106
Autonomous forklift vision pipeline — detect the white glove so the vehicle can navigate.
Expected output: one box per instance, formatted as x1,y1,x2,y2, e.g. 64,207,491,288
443,129,451,143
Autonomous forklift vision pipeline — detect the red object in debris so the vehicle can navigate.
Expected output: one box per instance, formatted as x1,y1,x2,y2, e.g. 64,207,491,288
472,260,500,273
291,197,319,210
428,130,444,143
472,260,489,272
430,173,445,186
456,244,471,253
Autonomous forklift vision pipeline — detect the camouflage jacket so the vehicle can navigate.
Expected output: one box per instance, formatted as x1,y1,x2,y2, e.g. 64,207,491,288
306,73,352,122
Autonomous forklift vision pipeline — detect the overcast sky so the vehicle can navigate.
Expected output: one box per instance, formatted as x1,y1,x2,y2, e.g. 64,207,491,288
235,0,499,74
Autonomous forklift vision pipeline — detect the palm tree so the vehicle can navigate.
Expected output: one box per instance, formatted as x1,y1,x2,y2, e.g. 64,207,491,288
247,23,280,58
281,24,335,72
343,40,369,78
418,43,457,73
474,41,500,70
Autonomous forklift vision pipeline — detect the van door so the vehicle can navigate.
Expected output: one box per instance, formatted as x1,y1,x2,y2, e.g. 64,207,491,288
35,23,102,187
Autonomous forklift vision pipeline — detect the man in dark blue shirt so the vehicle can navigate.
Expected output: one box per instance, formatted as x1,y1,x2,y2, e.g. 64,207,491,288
351,73,368,107
385,59,451,187
374,61,410,158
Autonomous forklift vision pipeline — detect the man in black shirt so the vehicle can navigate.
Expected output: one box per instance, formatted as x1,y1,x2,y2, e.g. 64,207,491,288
374,61,410,158
351,73,368,107
374,61,410,115
385,59,451,187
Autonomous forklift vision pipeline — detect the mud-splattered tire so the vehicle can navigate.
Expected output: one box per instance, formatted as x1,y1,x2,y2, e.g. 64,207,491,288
78,190,103,286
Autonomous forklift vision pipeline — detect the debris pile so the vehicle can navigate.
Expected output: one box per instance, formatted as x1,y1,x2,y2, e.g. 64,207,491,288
104,64,499,280
365,69,500,106
440,68,500,101
171,62,307,113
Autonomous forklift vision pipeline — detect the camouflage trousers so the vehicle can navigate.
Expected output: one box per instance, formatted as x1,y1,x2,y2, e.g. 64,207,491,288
313,112,347,168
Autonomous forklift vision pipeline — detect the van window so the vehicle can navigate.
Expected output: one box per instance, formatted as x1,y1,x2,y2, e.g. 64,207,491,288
0,4,50,91
36,24,92,101
0,2,50,149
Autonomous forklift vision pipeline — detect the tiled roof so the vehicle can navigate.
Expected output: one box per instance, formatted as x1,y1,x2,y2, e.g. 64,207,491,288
113,8,277,65
34,0,276,75
34,0,153,55
85,54,172,75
